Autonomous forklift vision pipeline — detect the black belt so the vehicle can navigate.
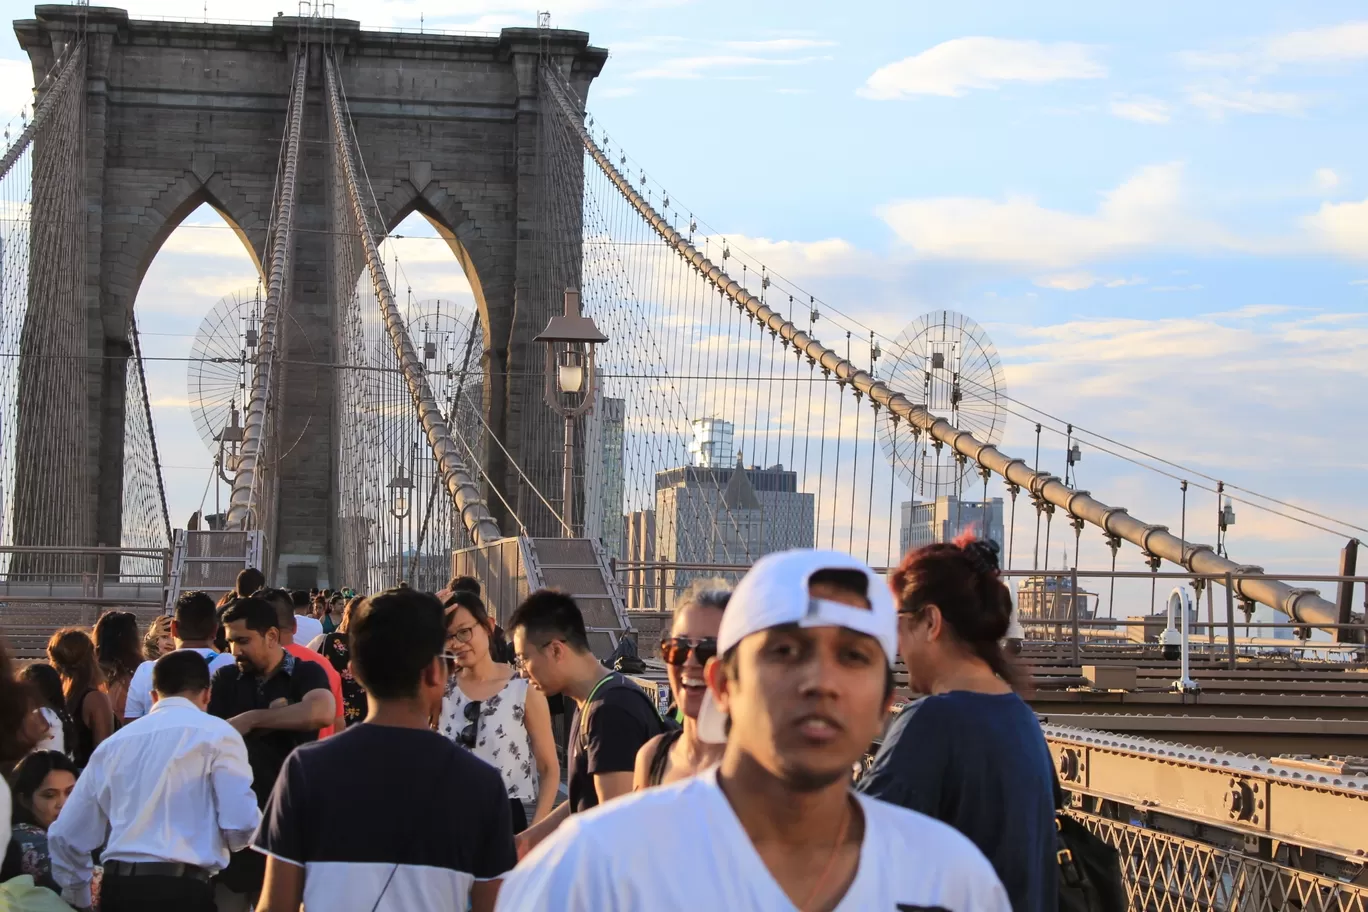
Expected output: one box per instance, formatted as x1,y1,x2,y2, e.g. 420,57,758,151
105,860,212,882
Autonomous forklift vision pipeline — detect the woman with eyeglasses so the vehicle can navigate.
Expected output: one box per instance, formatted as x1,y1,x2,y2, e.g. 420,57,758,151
437,591,559,832
632,582,729,790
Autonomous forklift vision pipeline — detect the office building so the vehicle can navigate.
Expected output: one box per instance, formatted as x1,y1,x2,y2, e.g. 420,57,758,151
898,495,1004,554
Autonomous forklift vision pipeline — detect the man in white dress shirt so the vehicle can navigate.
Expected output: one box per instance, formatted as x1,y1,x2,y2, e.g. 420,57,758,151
497,549,1010,912
49,649,261,912
123,590,236,724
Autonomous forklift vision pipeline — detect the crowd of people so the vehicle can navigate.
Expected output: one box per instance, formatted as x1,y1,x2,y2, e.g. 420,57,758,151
0,534,1066,911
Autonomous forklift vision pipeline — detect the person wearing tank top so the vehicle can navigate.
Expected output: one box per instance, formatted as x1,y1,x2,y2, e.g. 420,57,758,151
437,592,559,831
633,582,730,790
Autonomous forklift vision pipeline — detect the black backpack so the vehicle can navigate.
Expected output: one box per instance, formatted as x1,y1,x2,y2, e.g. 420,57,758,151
1054,775,1128,912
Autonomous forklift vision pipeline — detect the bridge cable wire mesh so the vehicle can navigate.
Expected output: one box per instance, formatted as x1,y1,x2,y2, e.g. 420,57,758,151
323,51,501,591
224,49,309,546
0,42,92,579
540,64,1357,634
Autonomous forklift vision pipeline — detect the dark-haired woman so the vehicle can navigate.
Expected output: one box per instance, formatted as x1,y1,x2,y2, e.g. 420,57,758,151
46,629,114,768
93,610,143,721
18,664,73,759
4,750,77,893
437,591,558,831
857,536,1056,912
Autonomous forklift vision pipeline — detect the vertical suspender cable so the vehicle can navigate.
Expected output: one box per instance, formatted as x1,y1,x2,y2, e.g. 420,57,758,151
324,54,501,545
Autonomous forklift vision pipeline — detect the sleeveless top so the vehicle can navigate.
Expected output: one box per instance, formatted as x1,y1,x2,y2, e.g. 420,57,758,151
69,689,98,768
647,728,684,787
439,675,538,802
319,632,368,727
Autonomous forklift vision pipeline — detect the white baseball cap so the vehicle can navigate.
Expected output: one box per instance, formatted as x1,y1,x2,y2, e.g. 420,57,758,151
697,549,897,744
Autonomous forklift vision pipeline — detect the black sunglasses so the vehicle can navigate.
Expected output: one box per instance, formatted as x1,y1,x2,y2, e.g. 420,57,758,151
660,636,718,667
458,700,483,749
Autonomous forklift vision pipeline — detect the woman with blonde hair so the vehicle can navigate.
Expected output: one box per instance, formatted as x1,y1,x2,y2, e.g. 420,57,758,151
632,580,729,789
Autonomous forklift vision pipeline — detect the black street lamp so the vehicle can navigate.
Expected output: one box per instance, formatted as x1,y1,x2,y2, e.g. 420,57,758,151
534,289,607,537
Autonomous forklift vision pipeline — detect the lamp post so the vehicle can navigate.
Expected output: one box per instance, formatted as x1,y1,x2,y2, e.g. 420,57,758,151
387,467,414,584
535,289,607,538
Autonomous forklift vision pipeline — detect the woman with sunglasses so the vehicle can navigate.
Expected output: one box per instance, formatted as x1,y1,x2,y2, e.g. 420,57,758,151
632,582,729,790
437,591,559,832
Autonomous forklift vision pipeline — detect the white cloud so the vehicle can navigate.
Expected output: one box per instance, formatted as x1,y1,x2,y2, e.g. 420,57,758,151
1186,87,1309,118
629,54,829,80
1314,168,1341,192
878,162,1250,269
858,37,1105,100
1105,276,1146,287
0,59,34,122
1184,21,1368,71
1352,279,1368,285
1034,273,1096,291
722,39,835,52
1302,196,1368,258
1110,95,1171,124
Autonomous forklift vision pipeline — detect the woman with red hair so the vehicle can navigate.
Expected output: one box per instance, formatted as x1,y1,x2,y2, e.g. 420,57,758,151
857,536,1055,912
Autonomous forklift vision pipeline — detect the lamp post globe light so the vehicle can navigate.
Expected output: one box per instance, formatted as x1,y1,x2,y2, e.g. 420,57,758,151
387,467,414,583
534,289,607,538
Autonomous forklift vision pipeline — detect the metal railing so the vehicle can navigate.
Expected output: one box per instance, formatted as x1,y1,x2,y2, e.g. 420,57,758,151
1073,810,1368,911
617,563,1368,669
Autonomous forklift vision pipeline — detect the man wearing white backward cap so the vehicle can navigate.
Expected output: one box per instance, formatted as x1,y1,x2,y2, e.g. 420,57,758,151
496,550,1009,912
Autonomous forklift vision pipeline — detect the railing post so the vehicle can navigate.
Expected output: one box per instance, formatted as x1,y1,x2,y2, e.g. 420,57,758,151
1225,572,1237,670
1070,567,1080,667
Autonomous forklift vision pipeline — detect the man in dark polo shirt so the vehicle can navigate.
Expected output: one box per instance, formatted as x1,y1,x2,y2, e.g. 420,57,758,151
208,596,333,912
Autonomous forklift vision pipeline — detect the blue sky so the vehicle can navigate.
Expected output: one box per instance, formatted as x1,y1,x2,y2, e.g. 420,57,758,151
2,0,1365,608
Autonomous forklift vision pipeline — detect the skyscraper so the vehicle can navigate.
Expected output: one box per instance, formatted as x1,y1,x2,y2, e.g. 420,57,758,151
652,456,814,606
584,396,626,558
898,495,1004,554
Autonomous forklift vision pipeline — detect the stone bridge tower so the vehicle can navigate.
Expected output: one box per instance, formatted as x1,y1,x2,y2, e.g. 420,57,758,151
16,5,605,585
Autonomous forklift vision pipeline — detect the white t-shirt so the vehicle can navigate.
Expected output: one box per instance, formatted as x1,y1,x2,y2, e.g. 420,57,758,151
123,648,237,720
35,707,65,755
495,767,1010,912
293,614,324,648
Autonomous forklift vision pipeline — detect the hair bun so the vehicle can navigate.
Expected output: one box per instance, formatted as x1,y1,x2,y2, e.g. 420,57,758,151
962,539,1001,576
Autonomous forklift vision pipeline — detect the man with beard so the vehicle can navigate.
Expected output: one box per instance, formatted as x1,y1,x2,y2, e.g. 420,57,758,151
496,550,1009,912
208,596,333,912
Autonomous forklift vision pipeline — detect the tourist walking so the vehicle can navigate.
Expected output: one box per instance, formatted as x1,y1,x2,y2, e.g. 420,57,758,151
3,750,80,893
259,588,345,736
46,629,113,768
634,582,727,789
857,537,1057,912
207,596,333,912
142,616,175,662
254,587,516,912
124,591,236,724
19,664,72,758
308,596,369,727
508,591,664,856
93,611,144,721
289,591,324,648
48,649,260,912
437,591,559,831
233,568,264,600
497,549,1008,912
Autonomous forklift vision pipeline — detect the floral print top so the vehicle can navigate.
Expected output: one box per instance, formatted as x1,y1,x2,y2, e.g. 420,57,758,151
320,633,368,726
438,676,538,802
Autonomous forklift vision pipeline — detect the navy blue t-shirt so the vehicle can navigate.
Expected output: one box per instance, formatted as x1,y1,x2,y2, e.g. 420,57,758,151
857,691,1057,912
